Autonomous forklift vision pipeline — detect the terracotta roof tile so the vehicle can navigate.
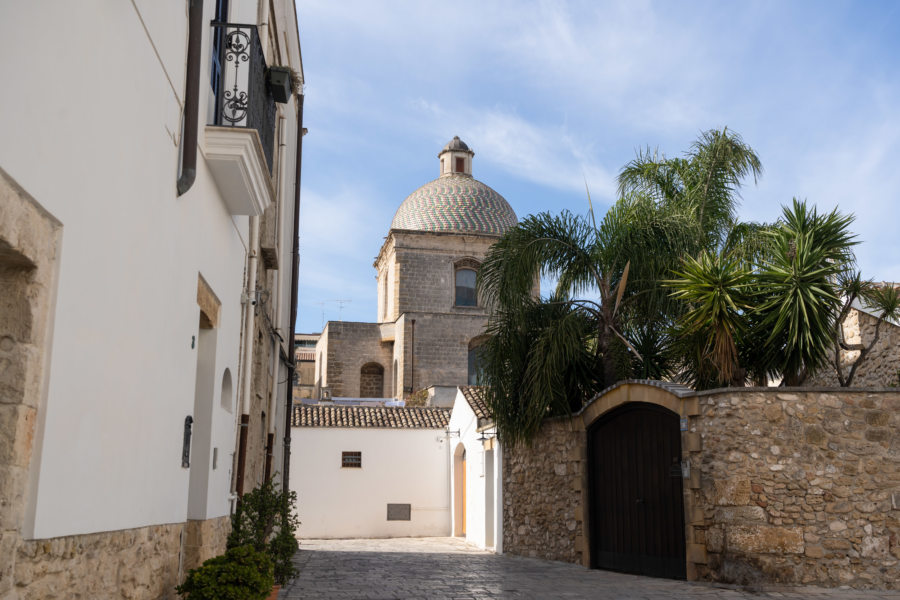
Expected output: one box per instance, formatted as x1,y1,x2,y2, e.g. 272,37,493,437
460,386,490,419
292,404,450,429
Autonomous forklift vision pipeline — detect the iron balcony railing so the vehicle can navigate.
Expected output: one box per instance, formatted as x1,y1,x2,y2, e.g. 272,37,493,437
209,21,276,172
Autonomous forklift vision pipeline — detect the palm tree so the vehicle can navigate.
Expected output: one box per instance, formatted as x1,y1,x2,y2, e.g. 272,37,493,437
666,199,860,387
666,251,754,387
756,199,857,385
477,201,697,445
478,128,764,444
617,127,762,253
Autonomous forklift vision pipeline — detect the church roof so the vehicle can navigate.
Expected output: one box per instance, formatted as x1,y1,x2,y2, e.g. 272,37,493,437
459,386,491,420
292,404,451,429
390,174,517,235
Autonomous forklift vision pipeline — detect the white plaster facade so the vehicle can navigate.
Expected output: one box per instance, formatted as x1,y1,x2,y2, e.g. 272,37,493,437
0,0,302,552
292,426,451,539
448,387,503,552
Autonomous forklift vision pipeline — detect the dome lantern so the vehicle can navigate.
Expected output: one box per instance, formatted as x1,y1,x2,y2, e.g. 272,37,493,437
438,136,474,177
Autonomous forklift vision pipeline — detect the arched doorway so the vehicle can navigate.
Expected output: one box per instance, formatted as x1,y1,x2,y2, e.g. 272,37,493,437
453,443,467,536
588,402,686,579
359,362,384,398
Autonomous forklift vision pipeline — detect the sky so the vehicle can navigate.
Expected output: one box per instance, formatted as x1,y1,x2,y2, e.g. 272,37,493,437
294,0,900,334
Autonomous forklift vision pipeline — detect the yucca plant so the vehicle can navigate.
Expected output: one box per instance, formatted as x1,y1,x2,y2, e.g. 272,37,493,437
756,199,857,385
667,251,754,386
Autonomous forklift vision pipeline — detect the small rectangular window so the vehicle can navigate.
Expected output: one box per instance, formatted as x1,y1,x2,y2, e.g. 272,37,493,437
455,157,465,173
342,451,362,468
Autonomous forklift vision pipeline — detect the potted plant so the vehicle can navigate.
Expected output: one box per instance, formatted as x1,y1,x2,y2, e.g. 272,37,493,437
266,66,301,104
228,477,300,599
175,544,273,600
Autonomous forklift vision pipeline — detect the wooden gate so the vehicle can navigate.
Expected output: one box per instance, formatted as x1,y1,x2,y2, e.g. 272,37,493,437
588,402,686,579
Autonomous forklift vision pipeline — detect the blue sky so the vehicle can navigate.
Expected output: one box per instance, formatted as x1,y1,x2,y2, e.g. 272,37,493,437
294,0,900,333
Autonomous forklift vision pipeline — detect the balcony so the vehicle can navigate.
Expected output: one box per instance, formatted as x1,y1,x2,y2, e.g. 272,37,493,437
203,22,276,216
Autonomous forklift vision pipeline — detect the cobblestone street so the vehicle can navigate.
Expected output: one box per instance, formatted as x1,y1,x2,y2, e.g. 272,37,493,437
281,538,900,600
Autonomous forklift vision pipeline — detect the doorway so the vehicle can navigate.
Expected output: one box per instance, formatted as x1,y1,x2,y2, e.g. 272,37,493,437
588,402,686,579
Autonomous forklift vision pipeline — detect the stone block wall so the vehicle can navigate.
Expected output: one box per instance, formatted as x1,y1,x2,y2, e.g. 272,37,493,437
391,231,496,317
502,419,586,564
690,389,900,588
9,516,228,600
317,322,393,398
808,308,900,388
405,312,487,390
501,383,900,590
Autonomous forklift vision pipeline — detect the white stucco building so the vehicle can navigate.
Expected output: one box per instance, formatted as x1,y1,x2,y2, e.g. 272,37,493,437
291,404,452,539
448,386,502,552
0,1,303,596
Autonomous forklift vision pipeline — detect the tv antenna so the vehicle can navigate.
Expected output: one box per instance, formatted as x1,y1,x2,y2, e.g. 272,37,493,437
314,299,351,328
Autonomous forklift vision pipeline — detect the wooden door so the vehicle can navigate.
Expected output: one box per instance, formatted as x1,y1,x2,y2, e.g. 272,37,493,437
588,402,686,579
461,450,466,535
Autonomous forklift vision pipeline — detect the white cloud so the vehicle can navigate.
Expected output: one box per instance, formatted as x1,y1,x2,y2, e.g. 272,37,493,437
407,100,617,199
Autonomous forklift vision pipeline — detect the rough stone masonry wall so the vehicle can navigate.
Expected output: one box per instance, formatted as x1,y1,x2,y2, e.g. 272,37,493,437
502,385,900,590
808,308,900,388
502,419,586,564
11,516,229,600
691,389,900,589
320,322,393,398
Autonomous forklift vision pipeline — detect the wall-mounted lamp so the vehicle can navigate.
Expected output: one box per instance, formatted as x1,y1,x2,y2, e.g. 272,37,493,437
181,415,193,468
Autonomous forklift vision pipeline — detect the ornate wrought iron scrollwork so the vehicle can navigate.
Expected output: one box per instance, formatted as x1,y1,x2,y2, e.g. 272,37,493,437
222,29,251,123
210,22,277,171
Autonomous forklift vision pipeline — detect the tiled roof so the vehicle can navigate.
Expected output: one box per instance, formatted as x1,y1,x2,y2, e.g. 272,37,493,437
460,386,490,419
390,174,517,235
292,404,451,429
295,350,315,361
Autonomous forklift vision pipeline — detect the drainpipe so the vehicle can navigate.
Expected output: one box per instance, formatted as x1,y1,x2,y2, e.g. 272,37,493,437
409,319,416,394
282,93,304,488
264,115,288,482
235,215,261,497
177,0,203,196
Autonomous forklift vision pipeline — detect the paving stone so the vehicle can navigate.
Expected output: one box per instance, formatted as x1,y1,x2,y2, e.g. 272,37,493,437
280,538,900,599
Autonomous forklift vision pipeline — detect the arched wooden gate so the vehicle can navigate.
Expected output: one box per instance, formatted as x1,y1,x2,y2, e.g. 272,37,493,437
588,402,686,579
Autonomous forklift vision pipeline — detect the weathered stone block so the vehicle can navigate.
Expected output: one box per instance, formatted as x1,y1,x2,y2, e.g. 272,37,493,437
712,478,751,506
687,543,707,564
725,525,803,555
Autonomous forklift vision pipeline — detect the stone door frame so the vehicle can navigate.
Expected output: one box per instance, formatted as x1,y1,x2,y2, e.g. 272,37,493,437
0,166,62,595
577,381,705,579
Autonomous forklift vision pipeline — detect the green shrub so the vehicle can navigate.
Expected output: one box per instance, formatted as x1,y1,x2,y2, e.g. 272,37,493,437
228,477,300,585
175,544,273,600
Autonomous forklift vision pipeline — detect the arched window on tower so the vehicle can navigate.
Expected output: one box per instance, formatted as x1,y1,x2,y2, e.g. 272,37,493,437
454,259,479,307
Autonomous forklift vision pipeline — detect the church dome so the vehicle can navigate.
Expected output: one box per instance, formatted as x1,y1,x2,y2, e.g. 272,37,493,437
390,138,517,235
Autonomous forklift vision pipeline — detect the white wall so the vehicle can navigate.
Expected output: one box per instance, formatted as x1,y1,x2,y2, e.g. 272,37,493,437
448,390,503,551
292,427,450,538
0,0,299,539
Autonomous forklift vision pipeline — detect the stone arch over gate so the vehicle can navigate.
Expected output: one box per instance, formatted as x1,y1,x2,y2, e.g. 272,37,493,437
580,381,701,580
0,167,63,556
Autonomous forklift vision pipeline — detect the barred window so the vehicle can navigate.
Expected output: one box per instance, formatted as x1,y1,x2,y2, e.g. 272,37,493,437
341,451,362,468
